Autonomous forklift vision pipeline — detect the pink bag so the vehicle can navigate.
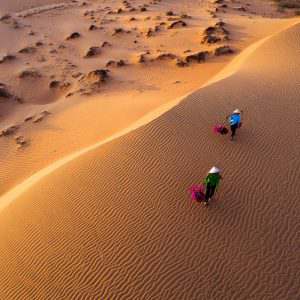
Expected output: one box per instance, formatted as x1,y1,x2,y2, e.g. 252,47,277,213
213,125,228,135
189,184,206,202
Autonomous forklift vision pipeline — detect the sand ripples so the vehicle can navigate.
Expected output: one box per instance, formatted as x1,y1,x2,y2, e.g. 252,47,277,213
0,23,300,299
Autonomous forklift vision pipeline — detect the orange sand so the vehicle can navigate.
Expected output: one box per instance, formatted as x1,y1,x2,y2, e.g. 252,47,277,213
0,0,299,299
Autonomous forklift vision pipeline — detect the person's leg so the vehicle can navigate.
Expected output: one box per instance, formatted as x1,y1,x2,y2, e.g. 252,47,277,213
209,185,217,199
230,124,237,139
205,184,212,202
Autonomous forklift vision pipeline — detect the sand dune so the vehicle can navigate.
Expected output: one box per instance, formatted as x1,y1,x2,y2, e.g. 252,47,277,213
0,21,299,299
0,0,296,198
0,27,279,212
0,1,74,14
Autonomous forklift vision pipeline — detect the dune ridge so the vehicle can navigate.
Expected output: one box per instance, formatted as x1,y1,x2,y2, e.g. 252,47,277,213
0,23,294,212
1,0,297,198
0,21,299,299
0,0,73,14
16,3,72,18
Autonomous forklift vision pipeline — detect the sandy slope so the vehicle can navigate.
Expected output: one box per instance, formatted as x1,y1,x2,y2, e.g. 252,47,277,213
0,0,74,14
0,21,299,299
0,0,296,198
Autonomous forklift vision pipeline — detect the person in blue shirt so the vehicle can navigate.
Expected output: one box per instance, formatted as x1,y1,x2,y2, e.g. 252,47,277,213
227,109,242,140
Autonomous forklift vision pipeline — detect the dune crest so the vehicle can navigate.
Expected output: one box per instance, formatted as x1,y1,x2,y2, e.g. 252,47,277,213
0,21,299,299
0,23,295,211
1,0,296,197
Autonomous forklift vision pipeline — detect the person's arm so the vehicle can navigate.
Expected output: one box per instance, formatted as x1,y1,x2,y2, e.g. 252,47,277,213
215,175,222,190
203,175,209,185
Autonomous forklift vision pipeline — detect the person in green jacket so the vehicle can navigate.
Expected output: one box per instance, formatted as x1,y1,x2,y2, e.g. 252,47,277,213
204,166,222,205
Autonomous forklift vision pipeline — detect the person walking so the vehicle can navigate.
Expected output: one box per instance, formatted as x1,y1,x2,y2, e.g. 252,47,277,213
227,109,242,140
204,166,222,205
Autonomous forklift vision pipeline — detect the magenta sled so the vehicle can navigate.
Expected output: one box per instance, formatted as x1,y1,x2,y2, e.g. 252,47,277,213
189,184,206,202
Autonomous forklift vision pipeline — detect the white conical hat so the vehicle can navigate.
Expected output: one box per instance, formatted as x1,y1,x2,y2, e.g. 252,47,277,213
233,109,241,114
208,166,220,174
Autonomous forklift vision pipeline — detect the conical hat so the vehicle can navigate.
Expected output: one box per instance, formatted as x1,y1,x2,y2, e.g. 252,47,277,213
233,109,241,114
208,166,220,174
